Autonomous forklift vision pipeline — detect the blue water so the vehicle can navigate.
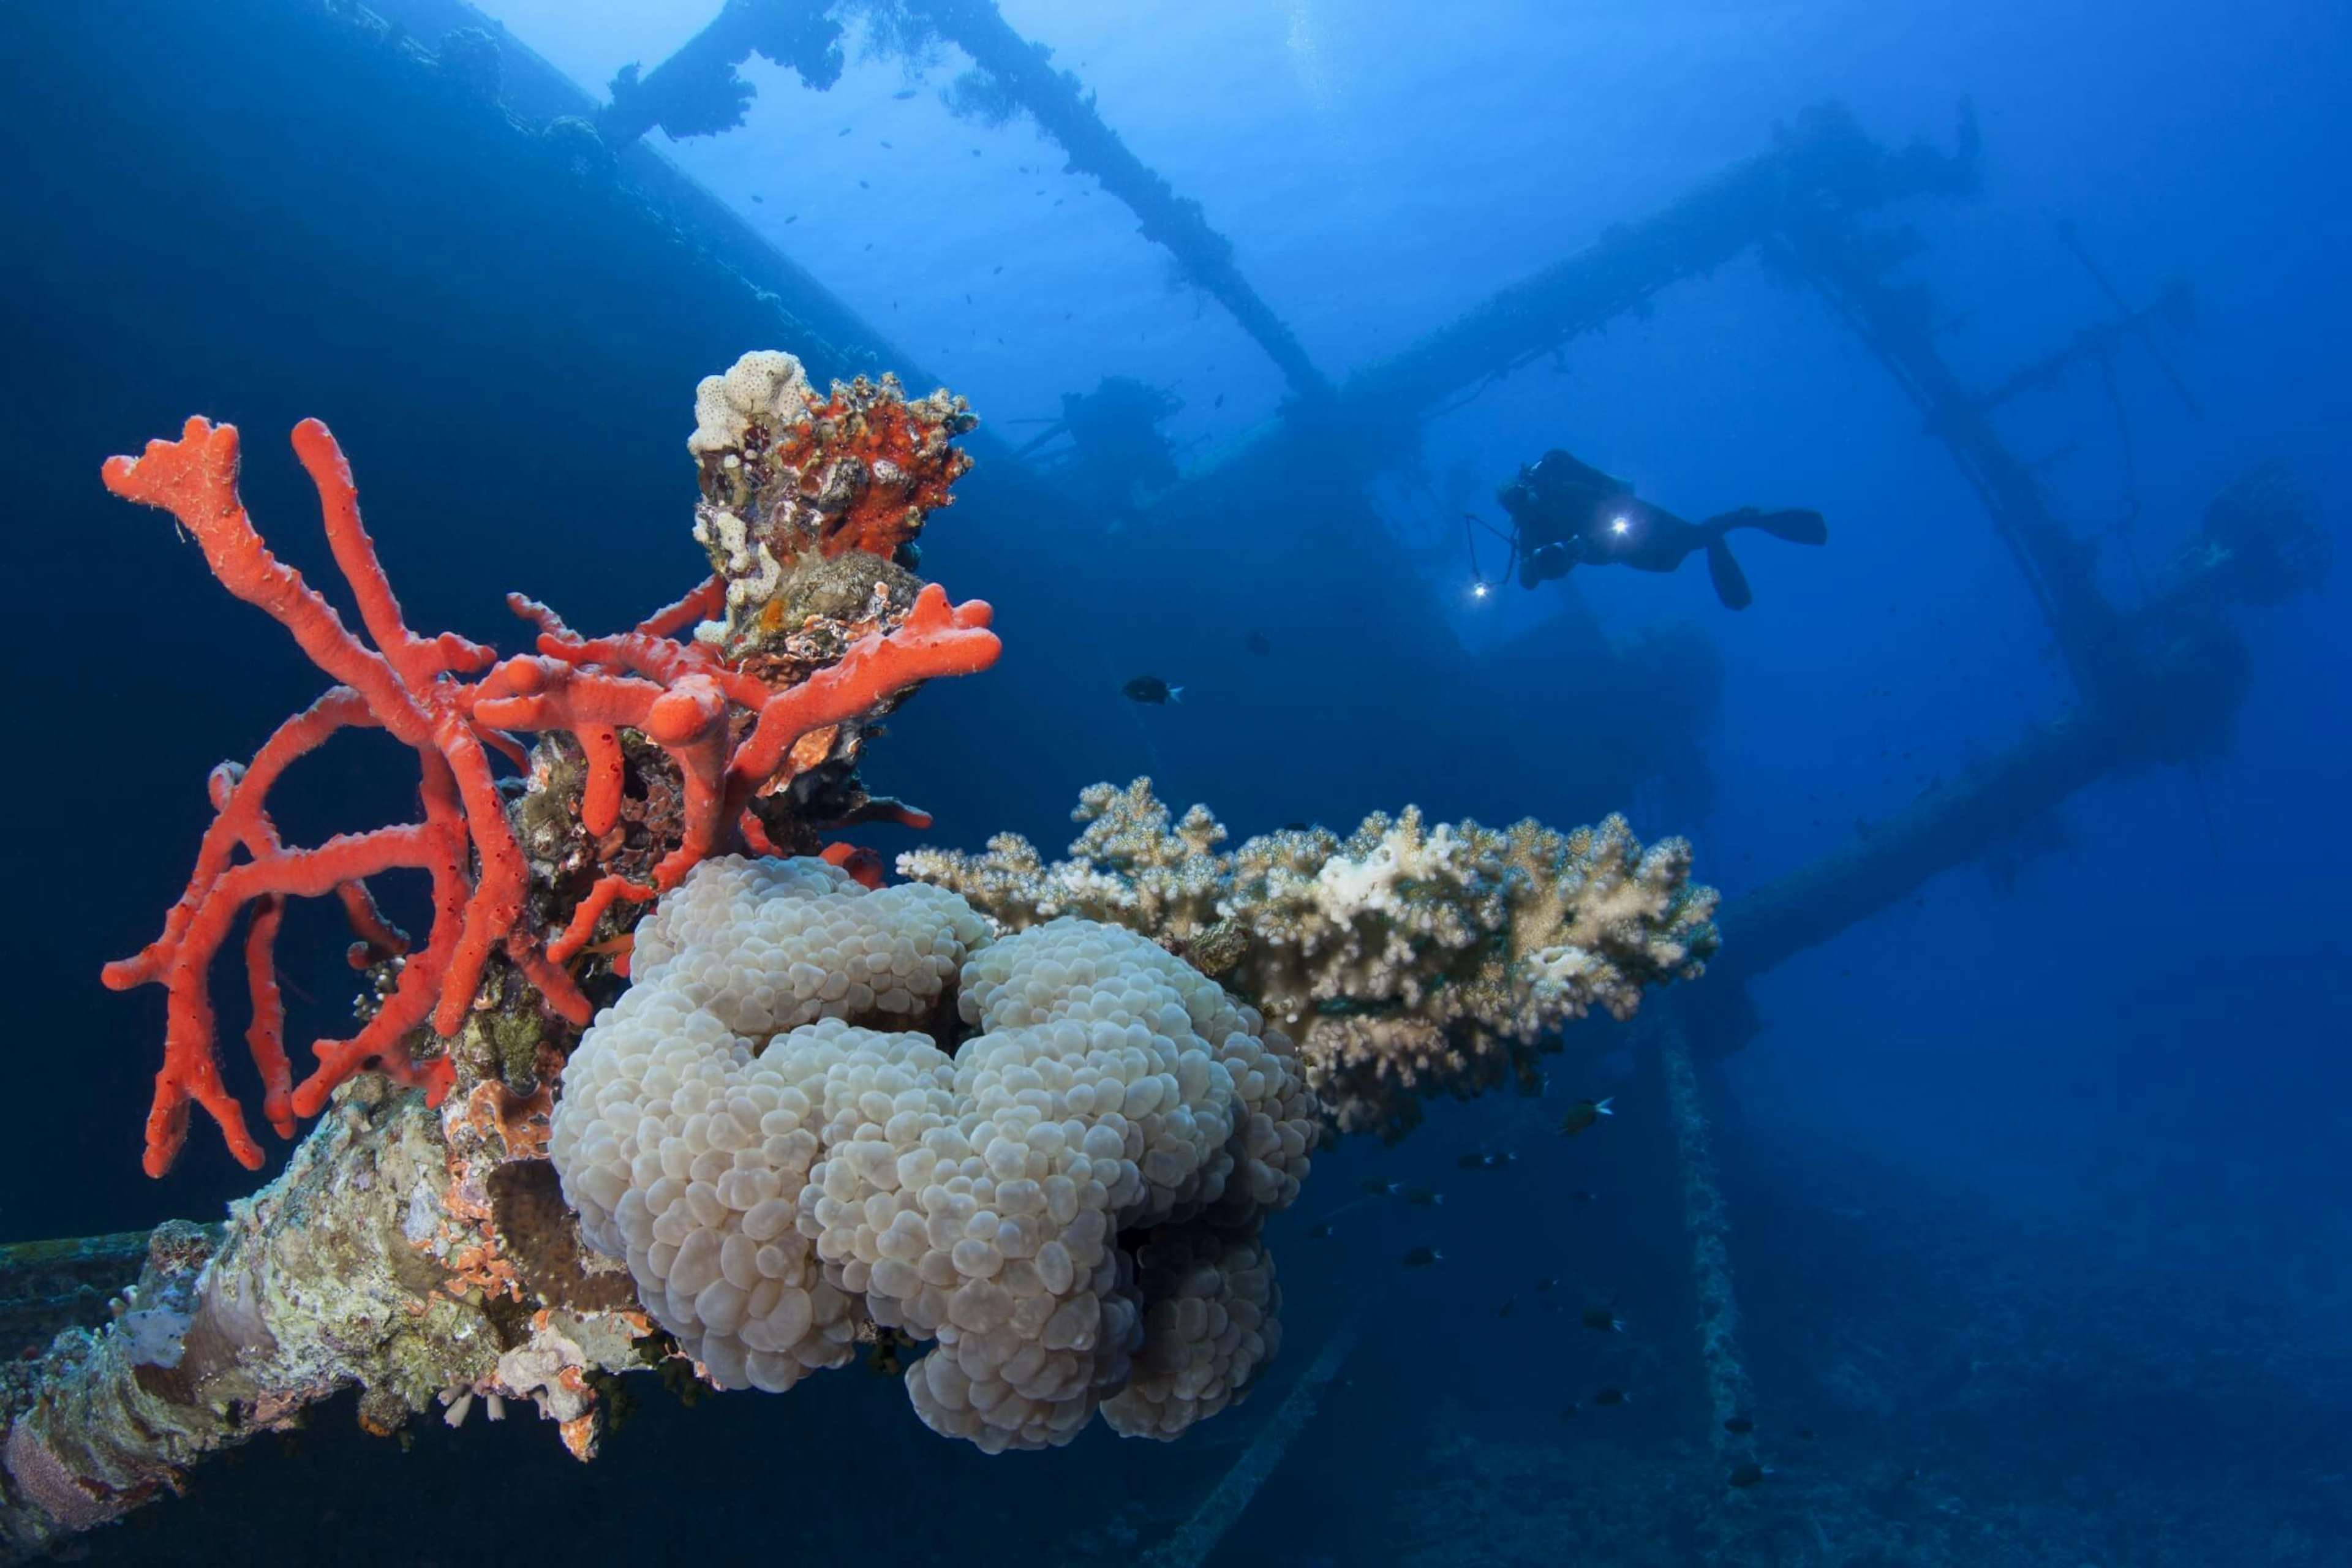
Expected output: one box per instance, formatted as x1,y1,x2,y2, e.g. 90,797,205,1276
3,0,2347,1562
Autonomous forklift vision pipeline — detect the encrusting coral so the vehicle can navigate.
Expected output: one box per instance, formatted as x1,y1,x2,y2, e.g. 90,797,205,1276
548,855,1316,1452
687,349,978,669
900,778,1719,1134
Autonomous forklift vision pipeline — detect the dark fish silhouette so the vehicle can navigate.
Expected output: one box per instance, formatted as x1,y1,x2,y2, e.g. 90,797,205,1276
1401,1246,1443,1268
1729,1463,1771,1488
1403,1186,1444,1207
1723,1415,1755,1435
1245,629,1273,655
1359,1177,1399,1197
1123,676,1182,704
892,88,918,100
1589,1388,1627,1406
1581,1306,1625,1333
1559,1097,1614,1136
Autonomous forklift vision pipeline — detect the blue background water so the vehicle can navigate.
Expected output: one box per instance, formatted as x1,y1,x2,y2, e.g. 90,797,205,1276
2,0,2347,1561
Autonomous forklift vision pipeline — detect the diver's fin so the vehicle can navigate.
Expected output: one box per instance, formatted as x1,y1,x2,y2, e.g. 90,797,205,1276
1711,507,1828,546
1706,537,1754,609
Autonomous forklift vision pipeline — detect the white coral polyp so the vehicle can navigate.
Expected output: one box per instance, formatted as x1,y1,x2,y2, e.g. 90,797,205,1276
549,859,1314,1451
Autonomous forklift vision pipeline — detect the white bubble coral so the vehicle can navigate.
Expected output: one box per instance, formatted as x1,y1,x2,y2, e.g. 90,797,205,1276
549,856,1314,1451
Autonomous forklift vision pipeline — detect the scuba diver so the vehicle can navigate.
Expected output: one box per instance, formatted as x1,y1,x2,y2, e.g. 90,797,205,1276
1495,449,1828,609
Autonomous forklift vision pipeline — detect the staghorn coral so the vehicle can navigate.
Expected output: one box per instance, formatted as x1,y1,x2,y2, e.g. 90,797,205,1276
548,855,1316,1452
900,779,1719,1134
687,350,979,669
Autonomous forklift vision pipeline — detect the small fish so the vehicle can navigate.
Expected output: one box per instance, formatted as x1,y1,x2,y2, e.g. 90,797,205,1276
891,87,918,100
970,148,981,157
858,179,870,190
879,140,894,149
1281,821,1310,832
1536,1276,1558,1291
1589,1388,1627,1406
1498,1297,1515,1318
1796,1427,1817,1442
1403,1186,1444,1207
750,194,763,203
1307,1221,1335,1239
1559,1097,1615,1136
992,264,1005,274
1569,1190,1597,1204
1455,1150,1517,1170
1357,1178,1400,1197
1581,1306,1625,1334
838,126,853,137
1401,1246,1443,1268
1123,676,1182,705
1722,1415,1755,1436
1213,393,1226,409
1728,1463,1771,1488
1245,629,1273,656
785,214,799,224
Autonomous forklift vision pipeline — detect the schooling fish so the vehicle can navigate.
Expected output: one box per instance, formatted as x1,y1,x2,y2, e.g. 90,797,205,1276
1358,1178,1400,1197
1245,629,1273,655
1728,1463,1772,1488
1456,1150,1517,1170
1123,676,1182,705
1581,1306,1626,1334
1307,1221,1336,1240
1723,1415,1755,1436
1589,1388,1628,1406
892,88,918,99
1401,1246,1444,1268
1403,1186,1444,1207
1559,1097,1615,1136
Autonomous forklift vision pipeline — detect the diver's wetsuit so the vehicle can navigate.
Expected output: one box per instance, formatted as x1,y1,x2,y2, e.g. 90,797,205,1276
1497,448,1827,609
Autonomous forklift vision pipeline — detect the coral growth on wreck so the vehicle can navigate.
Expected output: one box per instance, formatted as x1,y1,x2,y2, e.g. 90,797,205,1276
101,351,995,1177
900,778,1719,1134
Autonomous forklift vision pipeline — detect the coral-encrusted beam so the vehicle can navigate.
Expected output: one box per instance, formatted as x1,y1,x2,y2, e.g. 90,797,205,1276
104,415,1000,1177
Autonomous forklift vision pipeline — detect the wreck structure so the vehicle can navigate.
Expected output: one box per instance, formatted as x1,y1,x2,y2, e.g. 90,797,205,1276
0,0,2324,1559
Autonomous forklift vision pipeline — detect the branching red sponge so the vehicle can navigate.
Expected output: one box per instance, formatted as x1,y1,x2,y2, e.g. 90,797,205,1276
103,416,998,1178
